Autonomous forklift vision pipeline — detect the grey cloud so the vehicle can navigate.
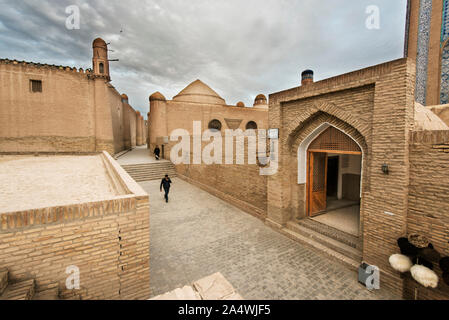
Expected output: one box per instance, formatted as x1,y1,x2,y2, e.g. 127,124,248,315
0,0,407,117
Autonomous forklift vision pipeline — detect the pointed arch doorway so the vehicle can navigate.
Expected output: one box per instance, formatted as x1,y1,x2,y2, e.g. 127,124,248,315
306,126,362,236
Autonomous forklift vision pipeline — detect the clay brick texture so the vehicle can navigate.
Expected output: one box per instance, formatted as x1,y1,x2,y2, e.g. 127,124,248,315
0,153,150,300
0,60,145,155
0,197,150,300
405,130,449,299
172,138,268,219
266,58,449,299
147,89,269,219
0,198,150,299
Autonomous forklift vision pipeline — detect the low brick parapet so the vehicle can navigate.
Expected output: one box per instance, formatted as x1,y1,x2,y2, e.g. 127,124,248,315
0,152,150,300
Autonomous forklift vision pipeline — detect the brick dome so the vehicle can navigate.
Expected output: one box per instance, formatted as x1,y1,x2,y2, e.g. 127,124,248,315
254,94,267,106
93,38,107,48
150,92,166,102
173,80,225,105
236,101,245,107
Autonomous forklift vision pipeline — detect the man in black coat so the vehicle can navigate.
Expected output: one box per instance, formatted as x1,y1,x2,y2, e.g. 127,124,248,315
160,175,172,203
154,146,161,160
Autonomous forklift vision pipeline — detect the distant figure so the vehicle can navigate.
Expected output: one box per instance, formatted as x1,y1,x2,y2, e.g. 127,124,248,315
160,175,172,203
154,146,161,160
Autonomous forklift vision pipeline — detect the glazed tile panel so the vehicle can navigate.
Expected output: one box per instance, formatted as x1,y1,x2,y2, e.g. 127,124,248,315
441,0,449,104
416,0,432,105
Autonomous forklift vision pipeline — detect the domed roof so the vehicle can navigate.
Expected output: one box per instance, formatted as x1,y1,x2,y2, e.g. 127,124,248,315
121,93,128,99
254,94,267,106
136,111,141,116
173,80,225,105
236,101,245,107
150,92,166,102
253,94,268,109
93,38,107,48
415,102,449,130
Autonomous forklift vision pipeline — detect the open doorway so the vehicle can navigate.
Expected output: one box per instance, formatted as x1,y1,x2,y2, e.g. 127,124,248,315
327,156,339,198
306,127,362,236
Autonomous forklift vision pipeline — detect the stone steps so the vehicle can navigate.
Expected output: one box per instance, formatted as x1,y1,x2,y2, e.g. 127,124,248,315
122,169,177,175
0,268,8,295
121,162,177,182
32,287,59,300
281,219,363,271
280,227,360,271
124,173,178,182
286,221,362,261
0,268,65,300
0,279,35,300
296,218,362,250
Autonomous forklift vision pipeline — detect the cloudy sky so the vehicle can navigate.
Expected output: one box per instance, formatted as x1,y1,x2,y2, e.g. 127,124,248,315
0,0,407,117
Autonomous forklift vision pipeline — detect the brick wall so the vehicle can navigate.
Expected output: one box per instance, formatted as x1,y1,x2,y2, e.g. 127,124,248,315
362,58,416,296
172,137,268,219
406,130,449,299
0,153,150,300
108,85,126,154
268,58,418,297
148,94,269,218
148,98,268,152
0,62,96,153
0,60,137,155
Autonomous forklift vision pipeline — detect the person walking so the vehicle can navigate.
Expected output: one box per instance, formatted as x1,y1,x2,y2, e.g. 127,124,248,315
154,145,161,160
160,175,172,203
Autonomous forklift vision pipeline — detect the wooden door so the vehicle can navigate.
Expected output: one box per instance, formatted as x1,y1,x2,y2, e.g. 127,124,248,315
308,152,328,217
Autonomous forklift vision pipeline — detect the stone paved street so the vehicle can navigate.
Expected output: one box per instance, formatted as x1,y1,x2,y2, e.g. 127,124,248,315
141,178,399,300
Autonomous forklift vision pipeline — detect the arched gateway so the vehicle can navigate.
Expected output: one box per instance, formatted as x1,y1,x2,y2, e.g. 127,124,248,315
298,123,363,236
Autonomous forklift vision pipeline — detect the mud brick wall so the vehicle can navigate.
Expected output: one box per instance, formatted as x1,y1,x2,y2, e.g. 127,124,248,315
0,60,140,155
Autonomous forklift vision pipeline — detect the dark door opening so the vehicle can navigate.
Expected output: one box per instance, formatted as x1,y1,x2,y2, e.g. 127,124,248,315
305,126,363,236
327,156,339,198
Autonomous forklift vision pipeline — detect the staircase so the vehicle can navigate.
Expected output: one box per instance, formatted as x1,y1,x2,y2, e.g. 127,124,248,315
121,161,177,182
0,267,79,300
279,219,362,271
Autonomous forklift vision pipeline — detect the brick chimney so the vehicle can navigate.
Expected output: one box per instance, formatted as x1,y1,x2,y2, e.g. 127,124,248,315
301,69,314,86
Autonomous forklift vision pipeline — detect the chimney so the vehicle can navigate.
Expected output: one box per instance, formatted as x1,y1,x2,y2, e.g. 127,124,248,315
301,69,314,86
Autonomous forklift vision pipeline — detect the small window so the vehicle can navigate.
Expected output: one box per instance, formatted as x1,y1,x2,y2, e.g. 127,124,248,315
30,80,42,93
99,63,104,74
246,121,258,130
208,119,222,132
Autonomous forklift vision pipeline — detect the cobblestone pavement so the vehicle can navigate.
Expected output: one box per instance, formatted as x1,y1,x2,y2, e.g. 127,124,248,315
141,178,400,300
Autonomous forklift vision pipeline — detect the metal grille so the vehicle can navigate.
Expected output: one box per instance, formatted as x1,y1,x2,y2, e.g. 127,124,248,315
309,127,361,153
30,80,42,93
313,153,326,192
